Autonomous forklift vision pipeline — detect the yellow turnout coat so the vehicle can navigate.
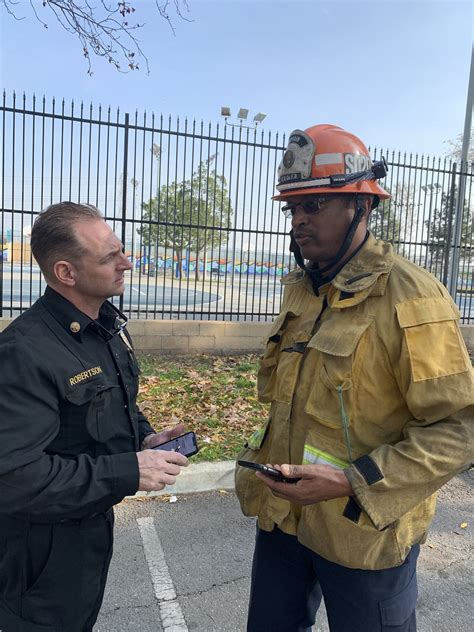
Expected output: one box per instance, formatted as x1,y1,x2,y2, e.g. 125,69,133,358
235,234,474,570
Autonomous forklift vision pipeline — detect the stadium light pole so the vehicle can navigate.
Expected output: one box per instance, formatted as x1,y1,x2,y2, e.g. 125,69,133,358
219,107,267,290
447,44,473,297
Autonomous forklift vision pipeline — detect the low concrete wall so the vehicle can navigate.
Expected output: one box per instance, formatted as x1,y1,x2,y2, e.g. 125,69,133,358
0,317,271,354
126,320,271,355
1,317,473,357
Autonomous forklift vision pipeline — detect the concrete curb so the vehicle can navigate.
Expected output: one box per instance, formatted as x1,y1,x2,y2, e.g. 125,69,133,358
128,460,236,499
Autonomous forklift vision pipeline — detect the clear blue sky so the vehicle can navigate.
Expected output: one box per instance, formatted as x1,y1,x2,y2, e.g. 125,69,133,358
0,0,472,157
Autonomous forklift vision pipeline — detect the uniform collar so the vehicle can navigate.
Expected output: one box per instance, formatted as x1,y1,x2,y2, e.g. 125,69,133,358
41,286,128,342
282,233,394,308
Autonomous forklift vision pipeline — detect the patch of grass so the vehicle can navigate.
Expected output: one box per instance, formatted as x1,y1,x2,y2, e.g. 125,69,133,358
136,354,268,463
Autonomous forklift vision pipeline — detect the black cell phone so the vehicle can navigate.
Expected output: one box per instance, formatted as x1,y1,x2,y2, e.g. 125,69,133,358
153,431,199,457
237,460,301,484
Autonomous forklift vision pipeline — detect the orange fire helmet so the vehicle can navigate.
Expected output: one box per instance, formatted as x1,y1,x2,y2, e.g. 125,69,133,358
273,124,390,202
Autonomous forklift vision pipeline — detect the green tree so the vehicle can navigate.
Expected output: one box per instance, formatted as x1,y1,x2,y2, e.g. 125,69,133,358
369,184,408,255
138,156,233,279
425,190,473,271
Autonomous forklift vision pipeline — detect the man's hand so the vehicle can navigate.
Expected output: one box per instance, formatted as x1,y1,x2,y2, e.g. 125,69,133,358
136,449,188,492
255,463,353,505
141,422,186,450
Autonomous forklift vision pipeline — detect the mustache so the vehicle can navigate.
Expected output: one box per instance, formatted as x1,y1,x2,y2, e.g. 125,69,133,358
293,230,313,240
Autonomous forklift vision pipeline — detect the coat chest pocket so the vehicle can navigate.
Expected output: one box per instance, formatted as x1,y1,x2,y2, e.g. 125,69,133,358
304,317,373,429
64,380,120,443
257,309,303,403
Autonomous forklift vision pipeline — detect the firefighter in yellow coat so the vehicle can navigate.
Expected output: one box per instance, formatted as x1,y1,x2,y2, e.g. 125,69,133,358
235,124,474,632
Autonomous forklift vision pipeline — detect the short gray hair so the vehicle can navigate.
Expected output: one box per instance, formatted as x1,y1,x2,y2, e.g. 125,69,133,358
31,201,103,280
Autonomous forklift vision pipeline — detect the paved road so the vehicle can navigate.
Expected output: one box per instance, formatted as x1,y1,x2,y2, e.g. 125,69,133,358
2,266,472,321
0,269,285,320
0,275,221,310
95,472,473,632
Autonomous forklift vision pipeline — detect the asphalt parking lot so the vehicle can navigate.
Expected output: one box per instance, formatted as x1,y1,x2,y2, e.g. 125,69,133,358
95,471,473,632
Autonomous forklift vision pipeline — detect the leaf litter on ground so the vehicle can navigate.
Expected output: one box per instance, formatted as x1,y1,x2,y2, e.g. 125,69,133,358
137,354,268,463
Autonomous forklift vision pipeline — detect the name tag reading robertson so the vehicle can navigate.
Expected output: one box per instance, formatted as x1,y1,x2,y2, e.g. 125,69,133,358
69,366,103,386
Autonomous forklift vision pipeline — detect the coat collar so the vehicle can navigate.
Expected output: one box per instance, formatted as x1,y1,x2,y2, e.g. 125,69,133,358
331,233,393,292
282,233,394,308
41,286,128,341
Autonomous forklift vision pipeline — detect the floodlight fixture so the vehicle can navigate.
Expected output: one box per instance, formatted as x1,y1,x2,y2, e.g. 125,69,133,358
220,106,267,129
253,112,266,124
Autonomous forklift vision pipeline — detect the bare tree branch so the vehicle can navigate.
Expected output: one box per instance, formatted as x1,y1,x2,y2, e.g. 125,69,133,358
2,0,24,20
1,0,191,75
444,131,474,163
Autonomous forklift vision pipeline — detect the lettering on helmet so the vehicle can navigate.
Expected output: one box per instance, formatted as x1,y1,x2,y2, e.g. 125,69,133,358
344,153,370,174
280,172,302,183
289,134,308,148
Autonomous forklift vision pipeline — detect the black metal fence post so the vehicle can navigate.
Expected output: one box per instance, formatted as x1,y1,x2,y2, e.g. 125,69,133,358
119,112,129,313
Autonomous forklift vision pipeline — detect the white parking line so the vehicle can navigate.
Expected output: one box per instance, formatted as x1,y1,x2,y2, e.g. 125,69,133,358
131,286,147,296
137,517,188,631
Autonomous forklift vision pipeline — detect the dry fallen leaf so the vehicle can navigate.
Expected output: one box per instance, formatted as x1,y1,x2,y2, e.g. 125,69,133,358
156,495,173,503
460,522,468,529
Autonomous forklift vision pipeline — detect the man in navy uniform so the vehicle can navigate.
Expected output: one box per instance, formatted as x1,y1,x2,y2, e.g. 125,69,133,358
0,202,188,631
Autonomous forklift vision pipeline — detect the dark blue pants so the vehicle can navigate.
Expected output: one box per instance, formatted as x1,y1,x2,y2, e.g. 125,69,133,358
248,526,419,632
0,510,114,632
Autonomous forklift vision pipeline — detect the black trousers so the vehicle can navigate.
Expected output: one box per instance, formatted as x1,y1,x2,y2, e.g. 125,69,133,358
248,526,419,632
0,510,114,632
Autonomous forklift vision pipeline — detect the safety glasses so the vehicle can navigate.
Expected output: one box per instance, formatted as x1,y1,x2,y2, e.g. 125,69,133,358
281,196,335,220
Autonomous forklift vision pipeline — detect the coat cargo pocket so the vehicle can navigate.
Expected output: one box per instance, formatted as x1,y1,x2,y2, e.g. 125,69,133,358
235,417,273,516
258,309,301,402
235,447,269,517
304,318,372,429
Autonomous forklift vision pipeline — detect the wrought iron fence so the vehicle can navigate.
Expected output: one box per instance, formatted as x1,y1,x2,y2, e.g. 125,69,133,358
1,92,473,322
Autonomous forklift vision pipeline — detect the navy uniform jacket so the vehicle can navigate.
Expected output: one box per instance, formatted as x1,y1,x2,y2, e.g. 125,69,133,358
0,286,154,522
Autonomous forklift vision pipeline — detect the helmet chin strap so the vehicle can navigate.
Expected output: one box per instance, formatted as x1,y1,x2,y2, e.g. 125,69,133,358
289,195,367,294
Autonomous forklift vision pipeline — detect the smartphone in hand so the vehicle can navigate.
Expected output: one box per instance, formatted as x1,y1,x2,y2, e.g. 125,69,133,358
237,460,301,484
153,431,199,457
